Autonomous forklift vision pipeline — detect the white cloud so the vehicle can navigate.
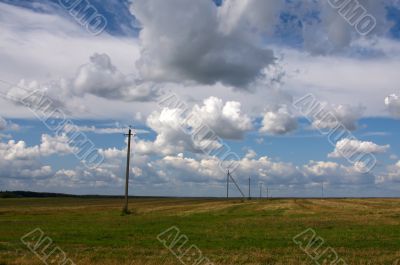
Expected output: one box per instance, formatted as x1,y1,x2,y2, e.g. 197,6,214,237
303,160,375,185
2,1,400,121
5,79,74,114
47,166,122,188
0,116,20,131
0,133,75,162
131,0,275,88
136,96,252,156
328,138,390,158
385,94,400,118
311,104,364,131
21,166,53,179
0,133,77,187
72,53,160,101
0,139,40,161
0,3,149,119
0,2,139,81
0,134,386,191
6,53,160,111
260,105,297,135
0,138,52,183
191,97,252,139
49,145,166,188
281,45,400,117
39,134,77,156
153,151,302,185
148,152,376,186
2,1,400,196
98,147,125,161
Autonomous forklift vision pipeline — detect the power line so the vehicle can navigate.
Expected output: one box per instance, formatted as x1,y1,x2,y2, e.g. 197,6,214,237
226,170,245,199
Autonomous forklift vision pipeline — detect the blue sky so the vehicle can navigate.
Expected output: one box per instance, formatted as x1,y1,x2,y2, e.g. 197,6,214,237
1,0,400,197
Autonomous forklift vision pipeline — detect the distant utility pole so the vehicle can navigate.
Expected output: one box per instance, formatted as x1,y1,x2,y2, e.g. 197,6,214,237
266,187,269,199
248,177,251,200
259,182,263,199
321,182,324,199
123,127,134,214
226,170,230,199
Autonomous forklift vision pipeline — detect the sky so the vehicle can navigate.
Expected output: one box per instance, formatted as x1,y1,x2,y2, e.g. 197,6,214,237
1,0,400,197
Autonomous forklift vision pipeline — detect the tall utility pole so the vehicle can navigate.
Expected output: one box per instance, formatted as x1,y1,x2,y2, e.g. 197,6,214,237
266,186,269,199
248,177,251,200
123,127,134,214
259,182,263,199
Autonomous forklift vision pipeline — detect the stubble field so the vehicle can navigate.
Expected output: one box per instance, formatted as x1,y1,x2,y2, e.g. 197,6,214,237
0,197,399,265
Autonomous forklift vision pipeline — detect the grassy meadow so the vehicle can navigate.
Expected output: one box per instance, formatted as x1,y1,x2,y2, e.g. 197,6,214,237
0,197,400,265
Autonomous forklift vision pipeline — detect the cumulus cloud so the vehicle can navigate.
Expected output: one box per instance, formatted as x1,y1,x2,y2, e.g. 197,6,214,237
99,147,126,160
152,151,302,185
0,133,78,188
0,139,41,161
131,0,275,88
2,0,400,194
0,139,51,184
0,134,75,161
385,94,400,118
61,145,167,188
0,134,146,189
312,104,364,131
6,53,160,111
303,160,375,185
72,53,160,101
328,138,390,158
146,151,375,186
6,79,71,112
136,96,252,156
137,108,204,155
0,134,384,191
47,147,300,188
44,166,123,188
191,97,252,139
260,105,297,135
39,134,77,156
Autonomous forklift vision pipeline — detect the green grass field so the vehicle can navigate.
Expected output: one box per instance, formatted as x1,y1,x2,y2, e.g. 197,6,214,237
1,198,400,265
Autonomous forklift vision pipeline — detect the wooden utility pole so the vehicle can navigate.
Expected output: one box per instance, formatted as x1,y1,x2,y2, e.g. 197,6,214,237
321,182,324,199
260,182,262,199
123,127,134,214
